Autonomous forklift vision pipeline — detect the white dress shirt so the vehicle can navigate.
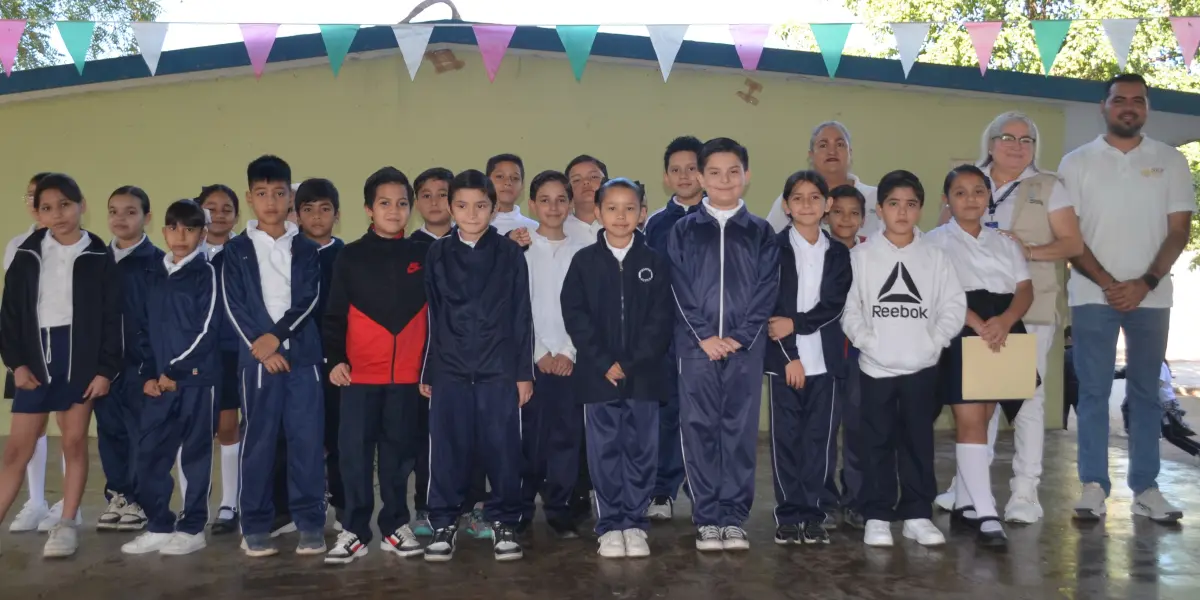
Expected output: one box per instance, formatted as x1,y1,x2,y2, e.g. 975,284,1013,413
703,198,745,226
245,220,297,325
604,232,632,263
491,205,540,235
527,233,586,362
767,174,879,235
38,232,91,327
203,232,235,261
926,219,1030,294
789,227,828,376
564,212,604,243
112,234,148,263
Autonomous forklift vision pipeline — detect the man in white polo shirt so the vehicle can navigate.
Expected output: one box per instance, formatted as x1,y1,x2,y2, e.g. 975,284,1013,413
1059,73,1195,523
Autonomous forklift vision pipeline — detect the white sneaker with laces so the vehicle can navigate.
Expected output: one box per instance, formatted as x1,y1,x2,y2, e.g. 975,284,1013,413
382,524,423,557
326,531,368,565
122,532,174,555
43,522,79,557
38,500,81,532
598,531,626,558
646,498,673,521
1073,482,1107,520
98,495,127,530
695,525,722,551
623,529,650,558
160,531,207,555
1132,487,1183,523
9,500,49,533
901,519,945,546
720,526,749,551
118,503,148,531
1004,479,1043,524
863,520,893,547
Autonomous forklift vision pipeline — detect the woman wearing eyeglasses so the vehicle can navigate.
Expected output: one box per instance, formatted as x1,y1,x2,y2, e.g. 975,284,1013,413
934,111,1083,525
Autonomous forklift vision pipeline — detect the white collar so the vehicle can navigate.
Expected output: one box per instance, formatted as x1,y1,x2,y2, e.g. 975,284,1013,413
45,230,90,252
493,205,526,220
164,246,203,274
567,212,596,226
702,197,745,217
603,232,633,261
111,233,148,262
419,226,449,239
789,226,827,250
457,230,479,248
246,220,298,242
317,238,338,250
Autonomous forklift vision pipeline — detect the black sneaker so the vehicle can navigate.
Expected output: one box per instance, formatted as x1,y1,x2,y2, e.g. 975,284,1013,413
491,523,524,561
773,524,801,546
570,493,592,523
842,507,866,530
211,506,239,535
548,518,580,540
802,521,830,544
424,525,458,562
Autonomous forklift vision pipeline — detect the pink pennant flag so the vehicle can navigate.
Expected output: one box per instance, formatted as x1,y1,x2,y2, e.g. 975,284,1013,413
729,24,770,71
0,19,25,77
473,25,516,82
239,23,279,79
964,21,1003,75
1170,17,1200,71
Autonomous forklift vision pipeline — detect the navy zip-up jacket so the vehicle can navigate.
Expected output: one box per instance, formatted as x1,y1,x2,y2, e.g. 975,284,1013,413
220,232,323,370
139,252,221,387
208,250,241,354
764,229,852,378
115,237,165,371
420,226,533,386
644,197,701,256
561,230,674,404
667,202,779,359
315,237,344,328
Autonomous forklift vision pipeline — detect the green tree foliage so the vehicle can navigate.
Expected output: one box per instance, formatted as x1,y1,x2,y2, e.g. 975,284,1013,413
1,0,161,69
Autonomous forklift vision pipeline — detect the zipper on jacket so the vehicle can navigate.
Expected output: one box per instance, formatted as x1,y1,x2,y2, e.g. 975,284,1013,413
618,260,627,398
718,221,726,338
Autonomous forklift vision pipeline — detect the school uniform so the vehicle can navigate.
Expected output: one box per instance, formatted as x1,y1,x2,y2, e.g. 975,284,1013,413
136,249,220,535
205,235,244,415
316,237,345,517
561,230,673,534
840,233,965,522
0,228,122,414
564,213,604,244
421,227,533,531
409,227,446,245
668,199,779,530
766,176,880,236
221,220,326,537
491,206,539,236
520,231,588,528
322,231,426,545
765,228,851,526
0,226,33,402
404,226,445,513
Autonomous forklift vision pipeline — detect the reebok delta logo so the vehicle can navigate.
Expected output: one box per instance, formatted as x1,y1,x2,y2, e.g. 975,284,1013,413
873,262,928,319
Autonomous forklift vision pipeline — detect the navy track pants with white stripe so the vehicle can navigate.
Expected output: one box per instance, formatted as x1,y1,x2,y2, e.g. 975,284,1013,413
520,373,581,525
137,385,215,535
768,373,839,525
585,398,659,535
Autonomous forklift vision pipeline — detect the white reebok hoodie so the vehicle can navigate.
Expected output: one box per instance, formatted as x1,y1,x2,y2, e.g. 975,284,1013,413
841,232,966,378
526,231,588,363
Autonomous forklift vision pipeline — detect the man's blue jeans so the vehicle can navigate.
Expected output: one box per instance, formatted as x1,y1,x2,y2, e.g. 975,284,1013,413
1071,304,1170,496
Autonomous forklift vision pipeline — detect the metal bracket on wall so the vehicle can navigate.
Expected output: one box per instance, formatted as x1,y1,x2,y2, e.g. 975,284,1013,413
737,78,762,105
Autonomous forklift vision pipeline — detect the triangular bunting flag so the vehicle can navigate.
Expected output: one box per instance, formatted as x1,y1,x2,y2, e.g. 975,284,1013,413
890,22,929,78
131,22,168,76
239,23,279,79
964,21,1003,75
392,25,434,81
473,25,516,82
319,24,359,77
56,21,96,75
1101,19,1138,71
0,20,25,77
647,25,688,81
729,24,770,71
1170,17,1200,71
1031,20,1072,75
810,23,853,78
557,25,599,81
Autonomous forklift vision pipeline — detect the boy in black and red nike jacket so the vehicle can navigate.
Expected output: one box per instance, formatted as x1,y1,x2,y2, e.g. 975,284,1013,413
321,167,427,565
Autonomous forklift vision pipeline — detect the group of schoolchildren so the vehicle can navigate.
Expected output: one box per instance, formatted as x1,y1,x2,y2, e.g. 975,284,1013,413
0,132,1037,564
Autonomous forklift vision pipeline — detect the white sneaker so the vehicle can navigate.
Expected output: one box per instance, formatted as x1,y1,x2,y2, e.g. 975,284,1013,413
38,500,81,532
695,525,722,551
98,494,127,530
326,531,368,565
1004,480,1044,524
901,519,945,546
118,503,148,531
9,500,49,533
43,522,79,558
598,530,626,558
623,529,650,558
160,531,207,555
863,520,893,547
382,525,423,557
720,526,749,551
646,497,673,521
1132,487,1183,523
934,482,956,512
121,531,174,555
1073,482,1107,520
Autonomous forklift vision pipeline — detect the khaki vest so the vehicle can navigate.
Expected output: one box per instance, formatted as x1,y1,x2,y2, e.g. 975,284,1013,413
1008,172,1063,325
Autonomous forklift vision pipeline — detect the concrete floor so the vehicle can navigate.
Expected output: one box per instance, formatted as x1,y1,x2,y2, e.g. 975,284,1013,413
1,428,1198,600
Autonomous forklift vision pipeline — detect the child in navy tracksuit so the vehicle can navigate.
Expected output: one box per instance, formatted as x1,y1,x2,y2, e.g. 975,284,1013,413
421,169,533,563
668,138,778,551
221,156,326,557
561,178,673,558
764,172,851,545
119,200,220,557
642,135,703,520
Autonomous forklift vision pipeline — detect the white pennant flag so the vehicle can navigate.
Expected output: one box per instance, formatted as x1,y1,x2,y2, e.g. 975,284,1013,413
1102,19,1139,71
132,22,169,76
891,22,930,78
392,24,434,80
647,25,688,81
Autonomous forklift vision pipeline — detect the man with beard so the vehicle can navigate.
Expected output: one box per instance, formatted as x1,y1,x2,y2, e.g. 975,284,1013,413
765,122,878,236
1059,73,1194,524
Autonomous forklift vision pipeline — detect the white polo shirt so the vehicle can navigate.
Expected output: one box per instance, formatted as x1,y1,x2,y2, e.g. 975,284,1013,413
245,220,297,324
788,227,827,376
1058,135,1196,308
564,212,603,243
981,165,1074,230
39,232,91,328
926,220,1030,294
490,205,539,236
766,174,879,235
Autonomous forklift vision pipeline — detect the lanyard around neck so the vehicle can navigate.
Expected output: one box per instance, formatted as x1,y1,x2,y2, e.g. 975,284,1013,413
988,180,1023,216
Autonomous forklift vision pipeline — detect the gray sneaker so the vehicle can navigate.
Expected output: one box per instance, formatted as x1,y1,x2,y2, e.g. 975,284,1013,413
296,530,326,555
43,522,79,558
1073,482,1107,520
1132,488,1183,523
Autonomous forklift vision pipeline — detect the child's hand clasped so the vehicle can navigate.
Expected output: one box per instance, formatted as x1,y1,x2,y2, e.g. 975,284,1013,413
330,363,352,386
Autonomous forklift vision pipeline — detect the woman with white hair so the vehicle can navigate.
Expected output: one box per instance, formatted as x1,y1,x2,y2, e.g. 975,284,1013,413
935,111,1083,524
766,122,879,235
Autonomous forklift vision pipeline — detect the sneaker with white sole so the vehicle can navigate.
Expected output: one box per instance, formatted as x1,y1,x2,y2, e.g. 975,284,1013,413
118,503,148,531
646,496,673,521
720,526,749,551
98,494,128,530
864,520,893,547
271,519,297,538
1073,482,1107,520
43,522,79,558
8,500,49,533
1132,487,1183,523
1004,480,1044,524
296,530,326,555
38,500,82,532
121,531,174,555
423,526,458,562
901,519,945,546
160,531,207,556
934,481,956,512
241,533,278,557
597,530,626,558
491,523,523,561
325,531,368,565
623,529,650,558
695,525,722,551
382,525,423,557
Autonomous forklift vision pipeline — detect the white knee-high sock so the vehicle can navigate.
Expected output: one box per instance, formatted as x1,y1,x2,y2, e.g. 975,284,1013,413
953,465,971,510
221,442,240,510
176,447,188,501
985,409,1001,464
958,443,999,525
26,435,48,506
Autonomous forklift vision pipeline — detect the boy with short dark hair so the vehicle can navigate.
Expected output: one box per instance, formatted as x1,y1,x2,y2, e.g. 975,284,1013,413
222,155,327,558
826,184,867,250
563,155,609,242
421,169,533,563
669,137,778,551
411,167,454,243
487,154,539,235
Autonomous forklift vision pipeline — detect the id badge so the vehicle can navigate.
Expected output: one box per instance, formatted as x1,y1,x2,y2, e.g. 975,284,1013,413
984,221,999,229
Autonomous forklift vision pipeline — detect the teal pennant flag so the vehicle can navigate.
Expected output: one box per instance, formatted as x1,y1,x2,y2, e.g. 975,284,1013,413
557,25,600,81
56,21,96,75
810,23,853,78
